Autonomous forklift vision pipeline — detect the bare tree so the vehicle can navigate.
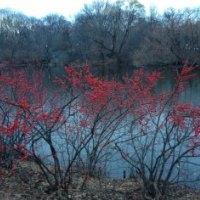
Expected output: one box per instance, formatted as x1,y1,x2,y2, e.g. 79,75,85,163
74,0,145,76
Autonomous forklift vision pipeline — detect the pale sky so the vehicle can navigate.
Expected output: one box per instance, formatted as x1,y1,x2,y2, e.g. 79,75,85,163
0,0,199,19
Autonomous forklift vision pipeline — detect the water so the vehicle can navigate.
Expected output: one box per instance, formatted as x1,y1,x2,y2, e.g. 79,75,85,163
103,70,200,187
34,69,200,188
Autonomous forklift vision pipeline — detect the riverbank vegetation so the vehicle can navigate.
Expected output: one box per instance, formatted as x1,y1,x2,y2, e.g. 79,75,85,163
0,63,200,199
1,0,200,199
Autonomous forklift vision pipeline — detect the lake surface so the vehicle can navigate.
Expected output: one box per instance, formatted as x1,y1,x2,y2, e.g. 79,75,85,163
37,68,200,188
106,69,200,187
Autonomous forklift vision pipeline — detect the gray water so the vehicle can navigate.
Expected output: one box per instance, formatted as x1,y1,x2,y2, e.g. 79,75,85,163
105,71,200,188
35,70,200,188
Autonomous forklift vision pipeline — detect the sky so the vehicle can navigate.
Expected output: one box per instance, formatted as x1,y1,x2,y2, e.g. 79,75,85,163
0,0,199,19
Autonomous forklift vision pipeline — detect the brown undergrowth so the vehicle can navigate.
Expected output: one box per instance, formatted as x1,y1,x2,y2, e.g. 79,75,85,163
0,161,200,200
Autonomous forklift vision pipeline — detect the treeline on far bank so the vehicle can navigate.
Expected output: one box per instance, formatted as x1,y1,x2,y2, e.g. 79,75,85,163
0,0,200,78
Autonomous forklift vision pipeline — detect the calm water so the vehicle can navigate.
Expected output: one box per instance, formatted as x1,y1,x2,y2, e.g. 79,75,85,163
108,70,200,187
37,69,200,188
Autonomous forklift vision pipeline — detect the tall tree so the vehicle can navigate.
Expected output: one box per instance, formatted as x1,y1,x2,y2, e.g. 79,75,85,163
74,0,145,77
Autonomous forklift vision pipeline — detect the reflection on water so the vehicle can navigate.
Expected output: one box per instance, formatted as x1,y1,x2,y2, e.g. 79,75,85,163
157,69,200,105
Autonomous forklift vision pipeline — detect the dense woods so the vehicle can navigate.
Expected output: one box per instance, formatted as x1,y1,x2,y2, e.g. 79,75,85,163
0,0,200,77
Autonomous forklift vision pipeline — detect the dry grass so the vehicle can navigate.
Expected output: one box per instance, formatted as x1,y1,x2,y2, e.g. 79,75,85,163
0,161,200,200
